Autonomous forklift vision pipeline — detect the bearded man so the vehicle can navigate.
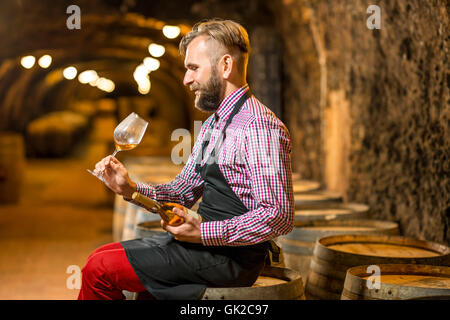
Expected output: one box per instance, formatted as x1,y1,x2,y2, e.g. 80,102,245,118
78,18,294,300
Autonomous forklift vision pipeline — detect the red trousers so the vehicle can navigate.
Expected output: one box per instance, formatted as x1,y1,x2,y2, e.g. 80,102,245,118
77,242,148,300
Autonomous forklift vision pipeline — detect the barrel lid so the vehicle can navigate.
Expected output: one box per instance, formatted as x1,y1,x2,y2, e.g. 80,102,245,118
292,180,321,193
294,190,342,207
294,203,370,222
202,266,304,300
343,264,450,299
316,234,450,260
286,219,399,242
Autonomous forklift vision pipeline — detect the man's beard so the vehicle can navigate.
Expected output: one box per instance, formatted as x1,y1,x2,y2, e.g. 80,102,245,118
192,68,223,112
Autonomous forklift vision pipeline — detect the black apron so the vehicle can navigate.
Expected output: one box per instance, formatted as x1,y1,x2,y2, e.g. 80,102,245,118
121,90,271,300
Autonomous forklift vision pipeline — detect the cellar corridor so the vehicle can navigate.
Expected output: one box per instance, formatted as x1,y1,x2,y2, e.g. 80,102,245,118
0,114,116,299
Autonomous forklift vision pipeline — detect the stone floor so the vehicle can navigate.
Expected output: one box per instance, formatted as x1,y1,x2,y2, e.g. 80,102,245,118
0,115,117,299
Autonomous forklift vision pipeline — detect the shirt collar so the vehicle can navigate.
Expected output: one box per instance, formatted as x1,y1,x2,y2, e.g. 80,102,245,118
214,84,250,123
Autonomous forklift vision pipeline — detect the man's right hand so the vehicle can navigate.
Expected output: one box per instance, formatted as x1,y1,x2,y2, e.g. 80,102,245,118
93,155,137,199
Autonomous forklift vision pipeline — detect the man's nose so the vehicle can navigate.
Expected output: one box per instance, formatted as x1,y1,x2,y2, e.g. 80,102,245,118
183,71,193,86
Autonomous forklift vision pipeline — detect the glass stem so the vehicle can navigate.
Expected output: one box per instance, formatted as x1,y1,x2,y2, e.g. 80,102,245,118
111,149,119,157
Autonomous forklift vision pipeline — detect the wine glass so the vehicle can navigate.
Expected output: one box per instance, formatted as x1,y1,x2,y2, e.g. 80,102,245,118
87,112,148,181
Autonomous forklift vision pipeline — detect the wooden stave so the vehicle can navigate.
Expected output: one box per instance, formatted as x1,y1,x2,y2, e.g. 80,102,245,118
133,209,161,238
292,180,321,193
293,202,370,222
294,190,343,207
121,202,140,241
306,234,450,300
0,132,25,204
289,219,400,242
112,194,128,242
279,219,399,289
341,264,450,300
201,266,305,300
134,221,166,239
280,219,400,257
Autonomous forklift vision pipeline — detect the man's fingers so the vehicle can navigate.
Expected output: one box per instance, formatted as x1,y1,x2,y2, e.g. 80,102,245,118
172,207,186,218
109,156,120,164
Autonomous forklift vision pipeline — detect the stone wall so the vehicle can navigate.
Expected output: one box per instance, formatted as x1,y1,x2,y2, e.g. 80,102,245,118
272,0,449,245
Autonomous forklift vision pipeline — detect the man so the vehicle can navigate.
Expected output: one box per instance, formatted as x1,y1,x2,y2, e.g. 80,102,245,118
78,18,294,300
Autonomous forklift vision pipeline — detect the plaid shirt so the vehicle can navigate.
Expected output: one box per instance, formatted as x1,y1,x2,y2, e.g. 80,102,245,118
135,84,294,246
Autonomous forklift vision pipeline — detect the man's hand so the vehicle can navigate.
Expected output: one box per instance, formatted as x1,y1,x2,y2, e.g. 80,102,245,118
161,207,202,243
93,155,136,198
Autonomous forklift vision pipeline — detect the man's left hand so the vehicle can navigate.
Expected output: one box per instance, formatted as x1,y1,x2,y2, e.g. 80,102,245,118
161,207,202,244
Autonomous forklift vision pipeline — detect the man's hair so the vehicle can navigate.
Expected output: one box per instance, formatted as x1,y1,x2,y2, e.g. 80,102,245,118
179,18,250,74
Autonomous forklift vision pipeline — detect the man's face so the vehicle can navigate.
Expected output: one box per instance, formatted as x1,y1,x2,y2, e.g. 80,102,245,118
183,35,224,112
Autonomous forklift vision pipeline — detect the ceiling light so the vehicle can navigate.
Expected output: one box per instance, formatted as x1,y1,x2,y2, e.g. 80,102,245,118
143,57,160,72
162,25,180,39
78,70,98,84
38,55,52,68
20,55,36,69
148,43,165,57
63,66,77,80
134,64,149,82
96,78,115,93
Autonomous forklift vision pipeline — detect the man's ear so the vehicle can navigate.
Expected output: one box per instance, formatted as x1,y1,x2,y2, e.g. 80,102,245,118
221,54,234,79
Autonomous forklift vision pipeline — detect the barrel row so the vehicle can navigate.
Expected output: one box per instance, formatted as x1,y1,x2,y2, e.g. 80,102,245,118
274,179,450,300
26,110,91,157
306,234,450,300
341,263,450,300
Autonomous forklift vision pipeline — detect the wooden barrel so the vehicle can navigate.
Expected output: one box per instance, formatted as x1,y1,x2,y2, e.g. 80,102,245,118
121,202,140,241
293,202,370,222
306,234,450,300
134,221,166,239
292,172,302,181
201,266,305,300
341,264,450,300
26,111,88,157
279,219,399,284
292,180,321,193
113,194,128,241
0,133,25,204
294,190,342,207
132,209,161,238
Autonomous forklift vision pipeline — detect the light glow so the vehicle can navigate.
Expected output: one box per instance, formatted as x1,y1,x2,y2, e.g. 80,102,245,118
143,57,160,72
148,43,165,57
96,77,115,93
20,56,36,69
38,55,52,68
63,66,77,80
162,25,180,39
78,70,98,84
